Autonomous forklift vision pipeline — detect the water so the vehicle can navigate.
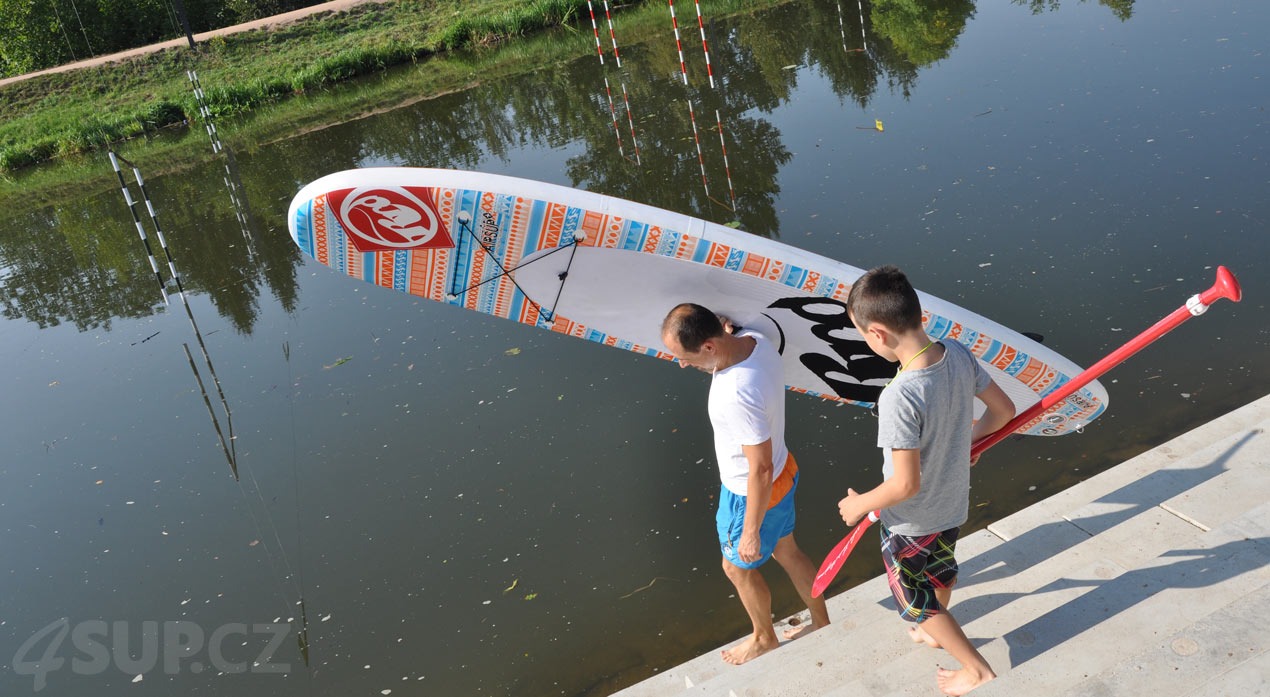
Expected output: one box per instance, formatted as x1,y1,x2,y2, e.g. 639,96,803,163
1,0,1266,694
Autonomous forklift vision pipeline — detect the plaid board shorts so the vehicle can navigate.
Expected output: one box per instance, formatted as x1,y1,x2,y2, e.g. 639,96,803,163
880,524,960,623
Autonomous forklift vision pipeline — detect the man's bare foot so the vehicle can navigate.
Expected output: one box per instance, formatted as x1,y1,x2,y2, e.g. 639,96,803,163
936,666,996,696
908,624,941,649
720,634,778,665
782,620,827,640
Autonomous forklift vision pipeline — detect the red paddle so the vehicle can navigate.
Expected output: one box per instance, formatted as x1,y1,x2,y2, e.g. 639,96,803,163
811,266,1242,598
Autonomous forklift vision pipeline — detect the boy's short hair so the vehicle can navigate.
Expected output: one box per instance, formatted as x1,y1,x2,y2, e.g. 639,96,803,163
846,265,923,332
662,303,724,353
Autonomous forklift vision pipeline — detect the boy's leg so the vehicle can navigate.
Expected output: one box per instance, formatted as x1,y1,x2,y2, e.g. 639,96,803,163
917,611,995,696
910,584,954,648
720,557,779,664
770,533,830,639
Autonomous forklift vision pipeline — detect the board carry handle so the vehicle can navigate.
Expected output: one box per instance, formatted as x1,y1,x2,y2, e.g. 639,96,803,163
811,266,1243,598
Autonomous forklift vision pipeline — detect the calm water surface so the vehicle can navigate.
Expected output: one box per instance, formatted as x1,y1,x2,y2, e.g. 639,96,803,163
1,0,1266,695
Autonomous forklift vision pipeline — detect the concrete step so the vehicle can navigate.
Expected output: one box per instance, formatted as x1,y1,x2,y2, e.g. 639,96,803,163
611,395,1270,697
977,499,1270,696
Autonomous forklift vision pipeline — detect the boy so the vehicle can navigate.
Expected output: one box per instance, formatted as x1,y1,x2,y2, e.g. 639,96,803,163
837,266,1015,696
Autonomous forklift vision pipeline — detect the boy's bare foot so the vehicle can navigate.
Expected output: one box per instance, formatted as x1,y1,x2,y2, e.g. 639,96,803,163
936,666,996,696
908,624,941,649
720,634,778,665
782,620,827,640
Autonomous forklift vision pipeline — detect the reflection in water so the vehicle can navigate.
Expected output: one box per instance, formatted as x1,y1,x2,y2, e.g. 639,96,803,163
110,147,312,672
190,69,260,262
182,341,237,479
108,151,177,305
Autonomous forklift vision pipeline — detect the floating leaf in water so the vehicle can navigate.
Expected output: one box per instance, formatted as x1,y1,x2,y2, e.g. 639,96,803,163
723,221,742,229
875,119,884,132
503,579,518,594
324,356,353,369
504,347,521,356
524,593,538,601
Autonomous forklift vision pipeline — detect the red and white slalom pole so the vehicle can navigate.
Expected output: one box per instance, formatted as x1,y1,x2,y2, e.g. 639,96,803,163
693,0,715,88
603,77,626,159
603,1,622,68
109,151,169,305
668,0,688,85
687,100,709,197
855,0,868,53
622,82,642,165
811,266,1244,598
587,1,605,64
715,110,736,209
837,2,848,52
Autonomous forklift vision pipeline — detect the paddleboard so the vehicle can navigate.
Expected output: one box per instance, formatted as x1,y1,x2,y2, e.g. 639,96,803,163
288,168,1107,436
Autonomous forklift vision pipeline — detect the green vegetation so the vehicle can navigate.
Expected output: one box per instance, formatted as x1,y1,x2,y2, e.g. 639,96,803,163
0,1,330,77
0,0,630,171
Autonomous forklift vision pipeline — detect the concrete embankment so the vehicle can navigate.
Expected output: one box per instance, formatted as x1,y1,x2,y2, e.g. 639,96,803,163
615,393,1270,697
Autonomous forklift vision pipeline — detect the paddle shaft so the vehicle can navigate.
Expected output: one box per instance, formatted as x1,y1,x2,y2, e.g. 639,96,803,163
971,265,1241,457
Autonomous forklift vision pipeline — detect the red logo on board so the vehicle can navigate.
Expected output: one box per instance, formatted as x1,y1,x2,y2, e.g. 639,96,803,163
328,186,454,253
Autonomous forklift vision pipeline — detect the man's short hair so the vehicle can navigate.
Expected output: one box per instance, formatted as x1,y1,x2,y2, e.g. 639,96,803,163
846,265,923,332
661,303,724,353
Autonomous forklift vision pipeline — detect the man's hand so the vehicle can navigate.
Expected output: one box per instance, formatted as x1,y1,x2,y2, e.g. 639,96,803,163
737,530,761,563
838,488,866,526
970,452,981,467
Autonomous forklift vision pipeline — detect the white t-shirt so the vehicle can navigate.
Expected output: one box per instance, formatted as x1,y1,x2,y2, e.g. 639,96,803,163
707,330,789,496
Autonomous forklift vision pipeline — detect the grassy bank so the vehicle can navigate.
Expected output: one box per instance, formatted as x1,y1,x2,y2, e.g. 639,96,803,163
0,0,650,171
1,0,788,209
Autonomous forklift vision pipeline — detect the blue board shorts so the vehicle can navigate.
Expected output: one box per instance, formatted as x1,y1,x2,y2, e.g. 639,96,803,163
716,454,800,569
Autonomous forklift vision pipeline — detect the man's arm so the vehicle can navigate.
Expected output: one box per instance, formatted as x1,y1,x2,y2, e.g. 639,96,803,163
838,448,920,526
970,382,1015,465
737,439,774,563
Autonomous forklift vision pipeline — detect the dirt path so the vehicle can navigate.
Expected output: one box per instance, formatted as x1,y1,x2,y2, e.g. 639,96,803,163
0,0,391,88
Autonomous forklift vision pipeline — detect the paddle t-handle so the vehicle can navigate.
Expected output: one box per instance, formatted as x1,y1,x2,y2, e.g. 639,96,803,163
812,266,1242,598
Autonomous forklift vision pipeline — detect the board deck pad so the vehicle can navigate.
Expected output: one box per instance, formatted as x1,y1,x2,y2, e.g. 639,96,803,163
289,168,1107,436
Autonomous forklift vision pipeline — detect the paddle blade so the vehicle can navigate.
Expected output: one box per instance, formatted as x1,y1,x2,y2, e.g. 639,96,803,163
811,511,878,598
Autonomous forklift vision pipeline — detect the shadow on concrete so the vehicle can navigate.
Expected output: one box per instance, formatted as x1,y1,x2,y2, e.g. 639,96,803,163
940,429,1267,668
1000,534,1270,667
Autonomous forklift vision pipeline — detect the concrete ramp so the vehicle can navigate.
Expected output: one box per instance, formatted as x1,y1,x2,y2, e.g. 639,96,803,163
614,393,1270,697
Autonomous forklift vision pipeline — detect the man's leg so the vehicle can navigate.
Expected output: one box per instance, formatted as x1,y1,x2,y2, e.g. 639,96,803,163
770,533,830,639
720,556,779,665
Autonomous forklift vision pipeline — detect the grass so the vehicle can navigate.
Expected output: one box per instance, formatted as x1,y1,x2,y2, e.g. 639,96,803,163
0,0,786,208
0,0,622,171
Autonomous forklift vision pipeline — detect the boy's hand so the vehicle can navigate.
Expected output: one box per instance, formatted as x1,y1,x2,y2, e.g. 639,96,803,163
838,488,866,526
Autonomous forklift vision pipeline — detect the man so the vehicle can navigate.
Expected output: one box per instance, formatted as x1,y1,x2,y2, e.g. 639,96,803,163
660,303,830,665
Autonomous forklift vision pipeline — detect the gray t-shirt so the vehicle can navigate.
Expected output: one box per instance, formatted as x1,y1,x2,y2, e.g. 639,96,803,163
876,340,993,536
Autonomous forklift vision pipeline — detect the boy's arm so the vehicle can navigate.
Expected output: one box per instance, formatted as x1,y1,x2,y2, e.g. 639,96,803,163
838,448,920,526
738,440,775,563
970,382,1016,465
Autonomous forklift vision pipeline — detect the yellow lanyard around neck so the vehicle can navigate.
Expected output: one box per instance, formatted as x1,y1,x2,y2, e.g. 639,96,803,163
885,340,936,388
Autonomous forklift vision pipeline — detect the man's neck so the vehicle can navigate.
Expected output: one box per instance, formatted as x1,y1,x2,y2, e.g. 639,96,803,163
892,333,938,369
715,333,756,372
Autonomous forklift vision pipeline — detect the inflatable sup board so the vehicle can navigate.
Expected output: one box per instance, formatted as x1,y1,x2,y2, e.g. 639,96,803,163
288,168,1107,436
